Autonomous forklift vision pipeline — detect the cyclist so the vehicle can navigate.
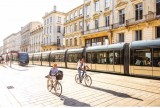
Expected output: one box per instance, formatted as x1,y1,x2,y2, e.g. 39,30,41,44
77,58,89,83
45,63,58,79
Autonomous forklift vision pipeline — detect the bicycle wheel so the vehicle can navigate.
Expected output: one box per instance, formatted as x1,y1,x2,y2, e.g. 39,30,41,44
84,75,92,87
47,79,53,92
75,74,80,84
55,82,62,96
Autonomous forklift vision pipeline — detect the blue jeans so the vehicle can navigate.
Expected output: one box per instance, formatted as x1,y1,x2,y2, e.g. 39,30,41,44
78,68,85,82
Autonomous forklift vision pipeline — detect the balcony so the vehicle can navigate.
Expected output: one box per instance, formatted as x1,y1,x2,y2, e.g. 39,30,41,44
84,26,111,35
126,12,159,26
41,42,61,47
112,22,126,29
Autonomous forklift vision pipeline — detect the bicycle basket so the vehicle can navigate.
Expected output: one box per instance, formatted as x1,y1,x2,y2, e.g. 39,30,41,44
56,70,63,80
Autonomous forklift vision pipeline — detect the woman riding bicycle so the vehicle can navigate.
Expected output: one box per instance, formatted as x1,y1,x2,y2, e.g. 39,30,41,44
77,58,90,83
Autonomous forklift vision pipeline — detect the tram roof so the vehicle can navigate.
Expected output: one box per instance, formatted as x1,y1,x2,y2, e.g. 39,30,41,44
50,50,66,54
86,43,126,52
67,48,84,54
130,39,160,49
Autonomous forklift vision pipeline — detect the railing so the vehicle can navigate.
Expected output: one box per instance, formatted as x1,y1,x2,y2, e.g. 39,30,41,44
41,42,61,47
112,22,126,29
83,26,111,35
126,12,159,26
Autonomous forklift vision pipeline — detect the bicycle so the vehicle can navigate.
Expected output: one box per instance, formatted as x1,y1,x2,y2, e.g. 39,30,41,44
75,70,92,87
47,71,63,96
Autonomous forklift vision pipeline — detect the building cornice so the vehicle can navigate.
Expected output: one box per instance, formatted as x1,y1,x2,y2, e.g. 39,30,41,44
42,11,66,19
115,0,128,8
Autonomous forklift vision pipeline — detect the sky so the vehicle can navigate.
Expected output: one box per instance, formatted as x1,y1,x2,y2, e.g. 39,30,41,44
0,0,83,46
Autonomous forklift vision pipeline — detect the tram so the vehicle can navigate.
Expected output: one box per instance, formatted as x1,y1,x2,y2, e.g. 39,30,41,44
29,39,160,78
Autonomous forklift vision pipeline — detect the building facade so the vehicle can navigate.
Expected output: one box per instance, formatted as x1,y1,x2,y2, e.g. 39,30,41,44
30,25,43,53
14,31,21,52
64,4,84,49
82,0,160,47
0,46,3,55
42,6,65,51
20,21,42,52
3,33,17,53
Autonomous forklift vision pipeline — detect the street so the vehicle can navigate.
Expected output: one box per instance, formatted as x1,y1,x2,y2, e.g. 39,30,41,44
0,64,160,107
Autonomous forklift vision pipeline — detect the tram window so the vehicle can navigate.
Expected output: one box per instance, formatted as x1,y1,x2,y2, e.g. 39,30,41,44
50,54,55,62
134,49,151,66
130,50,134,65
92,53,97,64
42,55,48,62
86,53,92,63
153,48,160,67
55,55,60,62
108,51,114,64
68,53,81,63
114,51,120,65
60,54,65,62
97,52,107,64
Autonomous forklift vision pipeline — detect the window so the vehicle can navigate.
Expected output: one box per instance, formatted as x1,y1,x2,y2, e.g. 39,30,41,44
44,20,46,25
86,53,92,63
70,38,72,46
108,51,114,64
105,16,110,27
97,52,107,64
47,19,49,24
114,51,121,65
70,13,73,19
135,30,142,41
119,9,125,24
105,0,110,8
85,39,91,47
50,17,52,23
118,33,124,42
134,49,151,66
74,23,77,31
157,0,160,15
103,37,108,45
86,22,90,31
95,19,99,29
57,26,61,33
74,11,78,17
153,48,160,67
79,21,83,30
74,38,77,46
57,39,60,46
86,5,90,16
68,53,82,63
58,17,61,23
47,27,49,34
66,39,68,47
91,53,98,64
92,37,101,46
156,26,160,38
67,16,69,21
50,26,52,33
135,3,143,20
95,1,100,12
80,8,83,15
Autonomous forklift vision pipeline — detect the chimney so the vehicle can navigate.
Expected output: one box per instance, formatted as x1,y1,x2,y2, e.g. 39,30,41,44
53,5,56,12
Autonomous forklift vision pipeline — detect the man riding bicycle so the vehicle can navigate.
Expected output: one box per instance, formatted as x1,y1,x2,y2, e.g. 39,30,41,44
77,58,90,83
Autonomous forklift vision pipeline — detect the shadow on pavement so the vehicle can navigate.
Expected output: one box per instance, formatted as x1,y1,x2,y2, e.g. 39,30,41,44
86,86,143,101
60,95,91,107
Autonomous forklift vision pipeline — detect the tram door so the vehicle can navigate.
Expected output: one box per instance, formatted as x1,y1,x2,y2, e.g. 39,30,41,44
153,48,160,77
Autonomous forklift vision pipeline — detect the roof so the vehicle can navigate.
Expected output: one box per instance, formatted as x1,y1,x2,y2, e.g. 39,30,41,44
130,39,160,49
67,48,84,54
86,43,126,52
